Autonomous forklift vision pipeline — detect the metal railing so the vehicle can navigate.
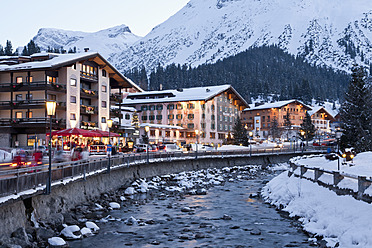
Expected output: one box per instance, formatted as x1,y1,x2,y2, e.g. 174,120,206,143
0,147,328,198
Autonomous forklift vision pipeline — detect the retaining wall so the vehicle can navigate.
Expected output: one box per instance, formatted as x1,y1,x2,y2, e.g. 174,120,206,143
0,153,297,239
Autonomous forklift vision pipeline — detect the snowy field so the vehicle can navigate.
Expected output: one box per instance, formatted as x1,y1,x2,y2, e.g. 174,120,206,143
263,152,372,248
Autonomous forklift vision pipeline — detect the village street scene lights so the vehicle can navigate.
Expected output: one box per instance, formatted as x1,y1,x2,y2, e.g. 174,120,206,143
195,130,199,159
249,131,253,156
45,101,56,195
145,126,150,164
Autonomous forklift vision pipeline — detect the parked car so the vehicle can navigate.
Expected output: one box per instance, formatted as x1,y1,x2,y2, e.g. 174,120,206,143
53,150,70,163
321,139,337,146
342,148,356,162
274,142,283,148
159,143,183,153
135,144,148,153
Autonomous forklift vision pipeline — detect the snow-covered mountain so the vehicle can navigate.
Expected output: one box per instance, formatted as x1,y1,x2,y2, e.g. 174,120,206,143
112,0,372,72
33,24,141,60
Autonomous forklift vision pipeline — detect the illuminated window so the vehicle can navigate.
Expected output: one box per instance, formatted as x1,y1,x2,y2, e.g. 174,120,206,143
27,76,33,82
70,78,76,86
188,114,194,120
168,114,174,120
47,76,57,83
15,112,22,119
187,103,195,109
176,103,183,110
16,77,22,83
27,111,32,118
176,114,182,120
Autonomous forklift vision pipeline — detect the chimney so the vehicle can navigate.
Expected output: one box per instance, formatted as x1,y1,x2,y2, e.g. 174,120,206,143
84,48,89,52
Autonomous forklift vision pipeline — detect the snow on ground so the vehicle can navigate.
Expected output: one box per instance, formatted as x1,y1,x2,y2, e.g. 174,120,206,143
262,172,372,248
291,152,372,178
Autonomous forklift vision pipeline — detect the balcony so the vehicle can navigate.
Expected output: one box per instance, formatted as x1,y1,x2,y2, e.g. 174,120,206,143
80,88,98,99
81,121,98,130
81,105,97,115
0,81,66,92
110,108,123,118
110,93,122,103
0,99,46,110
80,72,98,82
0,118,66,128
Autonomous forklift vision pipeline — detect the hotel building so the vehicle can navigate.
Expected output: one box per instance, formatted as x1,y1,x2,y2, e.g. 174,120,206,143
121,85,249,147
0,52,142,147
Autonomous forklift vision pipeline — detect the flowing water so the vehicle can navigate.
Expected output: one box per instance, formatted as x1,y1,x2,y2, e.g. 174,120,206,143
70,170,315,248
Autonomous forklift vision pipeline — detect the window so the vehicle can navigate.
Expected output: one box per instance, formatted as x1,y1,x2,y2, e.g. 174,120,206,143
141,105,148,111
27,111,32,118
167,104,175,110
70,113,76,120
102,85,107,92
156,115,162,120
72,63,76,70
267,116,270,122
211,123,215,130
26,76,33,83
176,103,183,110
48,94,56,101
26,93,33,100
211,104,215,111
201,104,205,110
148,105,154,111
158,131,162,136
125,114,130,120
15,112,22,119
16,94,22,101
102,69,107,77
179,132,184,138
187,103,195,109
176,114,182,120
149,115,155,120
211,115,215,120
187,123,194,129
150,130,155,136
47,76,57,83
210,132,215,139
156,105,163,110
202,113,205,119
201,123,206,129
102,101,107,108
165,131,171,137
262,116,265,122
101,117,106,123
168,114,174,120
188,114,194,120
70,78,76,86
16,77,22,84
70,96,76,103
141,116,147,121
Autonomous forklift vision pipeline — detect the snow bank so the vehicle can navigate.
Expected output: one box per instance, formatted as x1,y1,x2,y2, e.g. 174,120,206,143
262,172,372,247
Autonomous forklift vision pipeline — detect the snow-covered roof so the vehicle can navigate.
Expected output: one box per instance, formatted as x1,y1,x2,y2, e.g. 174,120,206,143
111,106,137,112
308,106,337,120
140,123,185,130
243,100,311,111
122,85,249,107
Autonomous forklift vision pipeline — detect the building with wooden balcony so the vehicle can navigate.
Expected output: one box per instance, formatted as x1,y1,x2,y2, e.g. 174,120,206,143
121,85,249,147
0,52,142,147
241,100,312,138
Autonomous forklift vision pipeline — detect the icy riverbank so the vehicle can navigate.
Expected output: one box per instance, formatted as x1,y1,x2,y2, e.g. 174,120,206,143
262,170,372,247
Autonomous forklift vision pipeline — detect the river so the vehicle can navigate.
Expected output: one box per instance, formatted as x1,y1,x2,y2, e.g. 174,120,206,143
69,167,315,248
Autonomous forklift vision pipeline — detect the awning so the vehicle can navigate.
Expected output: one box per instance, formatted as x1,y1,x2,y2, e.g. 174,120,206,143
50,128,96,137
87,129,121,137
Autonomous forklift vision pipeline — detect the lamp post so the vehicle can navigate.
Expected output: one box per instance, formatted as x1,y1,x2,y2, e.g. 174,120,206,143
107,119,113,173
195,130,199,159
45,101,56,195
292,135,296,152
336,129,342,171
145,125,150,164
300,130,305,153
249,131,253,156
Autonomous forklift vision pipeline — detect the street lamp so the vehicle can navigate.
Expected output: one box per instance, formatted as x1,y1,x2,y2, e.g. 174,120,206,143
45,101,56,195
145,125,150,164
195,130,199,159
300,130,305,153
249,131,253,156
336,129,342,171
107,119,113,173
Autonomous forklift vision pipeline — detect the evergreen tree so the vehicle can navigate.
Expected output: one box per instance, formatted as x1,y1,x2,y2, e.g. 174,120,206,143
0,45,4,56
232,118,248,146
270,117,281,140
4,40,13,56
26,40,40,55
21,46,28,56
283,110,292,140
299,112,316,145
340,65,372,152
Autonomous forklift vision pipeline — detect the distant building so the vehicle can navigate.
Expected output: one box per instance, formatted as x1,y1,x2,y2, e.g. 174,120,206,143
121,85,249,147
0,52,142,147
308,106,336,134
241,100,311,138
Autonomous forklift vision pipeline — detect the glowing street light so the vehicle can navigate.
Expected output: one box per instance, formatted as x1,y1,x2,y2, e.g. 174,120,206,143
107,119,113,173
45,101,56,195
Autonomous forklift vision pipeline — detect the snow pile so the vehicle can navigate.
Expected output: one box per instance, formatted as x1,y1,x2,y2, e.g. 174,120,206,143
60,225,81,240
109,202,120,209
48,237,66,246
262,172,372,247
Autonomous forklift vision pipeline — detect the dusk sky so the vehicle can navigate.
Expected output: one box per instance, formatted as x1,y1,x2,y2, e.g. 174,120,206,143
0,0,189,48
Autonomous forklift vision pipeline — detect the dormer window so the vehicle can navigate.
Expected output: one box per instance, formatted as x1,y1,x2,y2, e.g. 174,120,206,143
102,69,107,77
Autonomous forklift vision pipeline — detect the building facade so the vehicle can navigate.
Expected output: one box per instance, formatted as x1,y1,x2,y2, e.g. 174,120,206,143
121,85,249,147
241,100,311,138
0,52,142,147
309,106,336,134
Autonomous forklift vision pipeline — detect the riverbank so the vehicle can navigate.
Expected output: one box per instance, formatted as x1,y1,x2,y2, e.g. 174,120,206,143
262,164,372,247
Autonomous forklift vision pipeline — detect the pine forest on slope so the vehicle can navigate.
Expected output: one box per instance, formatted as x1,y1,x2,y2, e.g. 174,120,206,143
125,46,350,103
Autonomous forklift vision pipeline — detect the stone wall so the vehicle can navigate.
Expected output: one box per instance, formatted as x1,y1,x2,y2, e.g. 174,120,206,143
0,153,295,239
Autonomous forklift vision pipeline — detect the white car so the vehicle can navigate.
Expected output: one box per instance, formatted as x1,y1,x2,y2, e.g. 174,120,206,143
159,143,183,153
